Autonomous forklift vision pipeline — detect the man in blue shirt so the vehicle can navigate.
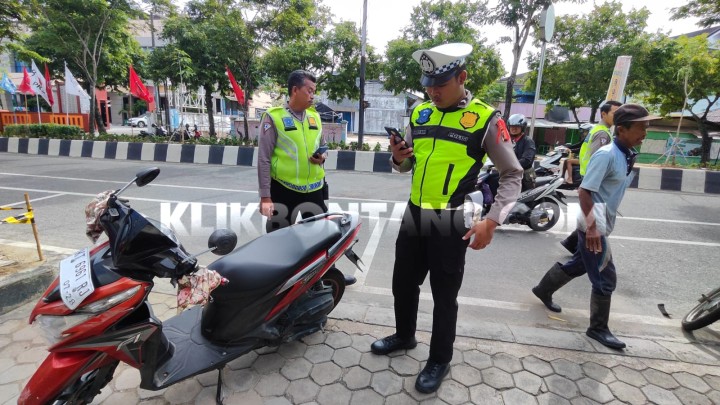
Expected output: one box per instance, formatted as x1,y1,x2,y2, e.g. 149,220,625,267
531,104,657,349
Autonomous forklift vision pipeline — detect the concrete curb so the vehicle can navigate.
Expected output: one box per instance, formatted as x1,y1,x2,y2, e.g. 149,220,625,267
2,137,719,194
0,256,58,315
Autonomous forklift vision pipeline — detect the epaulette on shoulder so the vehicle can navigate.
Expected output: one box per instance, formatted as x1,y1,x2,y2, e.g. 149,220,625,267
471,99,493,109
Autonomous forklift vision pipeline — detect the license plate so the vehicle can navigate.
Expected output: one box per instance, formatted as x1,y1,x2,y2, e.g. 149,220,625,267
59,248,95,310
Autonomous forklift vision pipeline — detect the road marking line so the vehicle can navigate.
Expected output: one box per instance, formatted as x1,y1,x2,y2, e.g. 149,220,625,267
5,193,65,207
354,217,388,286
609,235,720,247
619,217,720,226
2,187,717,247
0,172,400,203
0,238,77,255
0,235,685,328
355,285,679,327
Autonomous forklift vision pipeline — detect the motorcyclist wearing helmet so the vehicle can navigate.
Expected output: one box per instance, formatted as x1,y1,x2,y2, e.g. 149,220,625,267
508,114,537,191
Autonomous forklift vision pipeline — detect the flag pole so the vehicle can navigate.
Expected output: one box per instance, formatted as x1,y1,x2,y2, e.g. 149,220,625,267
12,94,18,124
65,81,69,125
24,95,30,123
36,95,41,124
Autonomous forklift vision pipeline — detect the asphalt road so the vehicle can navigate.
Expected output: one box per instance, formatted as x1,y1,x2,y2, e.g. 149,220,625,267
2,154,720,342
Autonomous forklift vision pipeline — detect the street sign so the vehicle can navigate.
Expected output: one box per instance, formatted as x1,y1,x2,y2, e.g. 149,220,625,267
606,56,632,102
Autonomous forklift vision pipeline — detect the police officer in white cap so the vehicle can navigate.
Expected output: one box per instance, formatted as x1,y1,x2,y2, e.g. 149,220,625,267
370,43,523,393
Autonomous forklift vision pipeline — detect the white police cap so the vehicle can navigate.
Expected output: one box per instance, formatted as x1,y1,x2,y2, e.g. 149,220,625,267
412,43,472,86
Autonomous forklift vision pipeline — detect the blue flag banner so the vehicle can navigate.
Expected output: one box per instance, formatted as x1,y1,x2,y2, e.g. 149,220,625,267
0,72,17,94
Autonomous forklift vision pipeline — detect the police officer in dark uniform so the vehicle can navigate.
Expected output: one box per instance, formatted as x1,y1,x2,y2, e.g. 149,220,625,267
370,43,522,394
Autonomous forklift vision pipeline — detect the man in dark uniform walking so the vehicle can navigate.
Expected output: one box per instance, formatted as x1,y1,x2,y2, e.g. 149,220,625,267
369,43,522,394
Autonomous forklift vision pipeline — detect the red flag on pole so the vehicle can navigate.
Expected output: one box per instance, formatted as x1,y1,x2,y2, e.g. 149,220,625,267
226,66,245,106
129,65,154,103
18,67,35,95
44,63,54,106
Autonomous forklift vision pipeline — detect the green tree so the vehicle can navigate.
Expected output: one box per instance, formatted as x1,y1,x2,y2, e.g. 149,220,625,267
261,20,381,102
488,0,582,118
0,1,34,54
24,0,140,134
671,0,720,29
382,0,503,99
642,35,720,165
525,1,650,122
162,0,326,137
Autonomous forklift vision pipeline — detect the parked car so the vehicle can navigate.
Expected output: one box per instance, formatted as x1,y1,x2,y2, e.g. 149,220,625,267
128,114,149,127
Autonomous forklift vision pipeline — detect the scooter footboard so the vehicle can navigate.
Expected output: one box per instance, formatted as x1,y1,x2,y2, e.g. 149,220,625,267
19,351,109,405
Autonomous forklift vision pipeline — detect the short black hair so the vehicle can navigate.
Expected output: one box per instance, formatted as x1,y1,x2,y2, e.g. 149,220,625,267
288,70,316,97
600,100,622,115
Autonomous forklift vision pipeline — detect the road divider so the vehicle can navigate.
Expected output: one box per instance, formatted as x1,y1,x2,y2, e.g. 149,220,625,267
2,137,719,194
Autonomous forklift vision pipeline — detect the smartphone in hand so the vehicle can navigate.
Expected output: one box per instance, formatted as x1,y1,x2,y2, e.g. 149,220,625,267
385,127,408,150
313,145,329,158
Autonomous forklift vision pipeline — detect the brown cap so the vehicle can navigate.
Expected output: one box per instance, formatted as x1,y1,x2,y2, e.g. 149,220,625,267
613,104,661,126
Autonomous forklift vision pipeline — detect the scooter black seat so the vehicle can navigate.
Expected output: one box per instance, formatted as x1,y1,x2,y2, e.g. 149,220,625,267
535,176,555,187
207,219,342,292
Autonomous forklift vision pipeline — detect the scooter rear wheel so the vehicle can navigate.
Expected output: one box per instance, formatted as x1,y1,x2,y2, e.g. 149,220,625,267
528,198,560,232
322,268,346,309
682,287,720,331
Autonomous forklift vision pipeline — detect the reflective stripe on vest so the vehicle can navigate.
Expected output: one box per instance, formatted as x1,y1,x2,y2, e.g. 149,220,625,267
409,100,496,209
579,124,612,176
266,107,325,193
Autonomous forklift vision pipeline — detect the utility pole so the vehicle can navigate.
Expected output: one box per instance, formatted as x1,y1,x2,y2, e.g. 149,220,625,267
358,0,367,147
528,2,554,141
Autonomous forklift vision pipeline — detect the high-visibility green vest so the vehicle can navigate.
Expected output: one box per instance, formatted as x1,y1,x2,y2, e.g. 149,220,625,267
409,99,497,209
266,107,325,193
579,124,612,176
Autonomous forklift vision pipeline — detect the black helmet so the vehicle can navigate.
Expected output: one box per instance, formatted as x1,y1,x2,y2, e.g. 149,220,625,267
508,114,527,130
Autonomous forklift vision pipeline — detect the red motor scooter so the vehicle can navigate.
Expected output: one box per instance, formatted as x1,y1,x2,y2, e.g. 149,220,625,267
19,167,362,405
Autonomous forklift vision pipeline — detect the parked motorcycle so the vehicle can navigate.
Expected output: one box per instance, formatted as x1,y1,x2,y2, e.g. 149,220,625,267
471,165,567,231
138,123,168,138
19,167,362,405
682,286,720,331
170,125,192,142
535,142,583,190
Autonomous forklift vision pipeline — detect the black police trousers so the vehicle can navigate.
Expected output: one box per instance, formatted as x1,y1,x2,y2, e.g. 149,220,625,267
392,202,469,364
266,179,327,233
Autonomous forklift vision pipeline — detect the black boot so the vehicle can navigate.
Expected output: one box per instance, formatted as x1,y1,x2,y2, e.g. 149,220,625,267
560,230,579,253
415,360,450,393
370,334,417,355
532,263,574,312
586,293,626,350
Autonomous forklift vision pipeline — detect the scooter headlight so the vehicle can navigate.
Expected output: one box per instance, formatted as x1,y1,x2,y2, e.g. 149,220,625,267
76,286,141,314
34,314,93,346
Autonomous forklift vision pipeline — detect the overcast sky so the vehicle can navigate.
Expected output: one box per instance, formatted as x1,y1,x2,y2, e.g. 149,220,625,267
328,0,702,74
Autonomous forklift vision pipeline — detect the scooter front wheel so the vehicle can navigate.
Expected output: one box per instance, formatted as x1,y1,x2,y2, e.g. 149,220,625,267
682,287,720,331
49,360,118,405
321,267,346,309
528,198,560,232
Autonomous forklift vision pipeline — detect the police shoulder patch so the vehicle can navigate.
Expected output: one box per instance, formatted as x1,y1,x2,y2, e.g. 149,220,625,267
459,112,479,129
416,108,433,125
282,117,297,130
263,123,271,131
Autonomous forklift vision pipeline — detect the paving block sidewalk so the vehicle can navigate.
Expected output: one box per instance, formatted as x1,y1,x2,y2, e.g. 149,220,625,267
2,289,720,405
